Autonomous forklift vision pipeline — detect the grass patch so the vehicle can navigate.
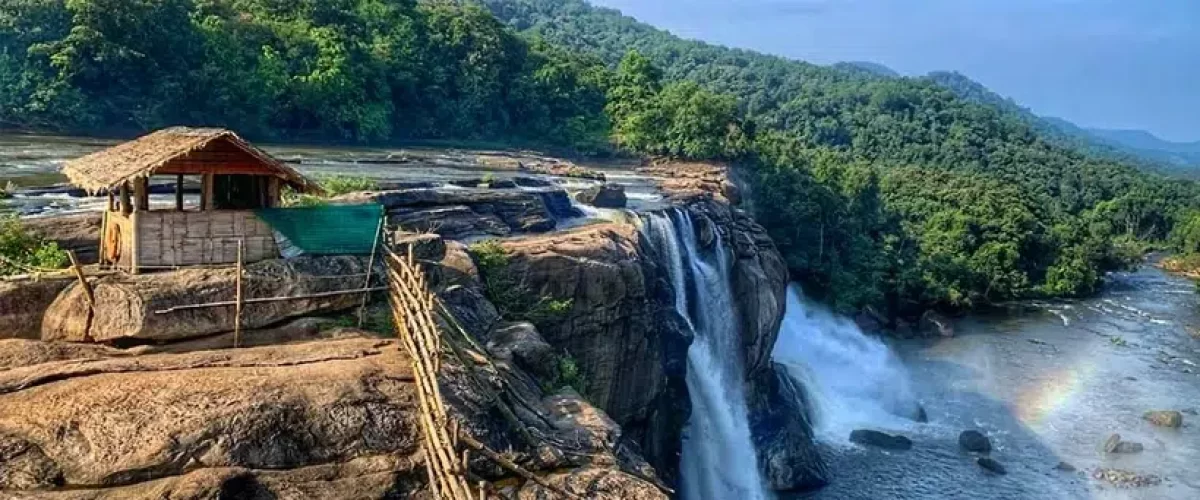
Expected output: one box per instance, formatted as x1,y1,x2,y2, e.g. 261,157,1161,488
0,215,68,275
282,175,379,207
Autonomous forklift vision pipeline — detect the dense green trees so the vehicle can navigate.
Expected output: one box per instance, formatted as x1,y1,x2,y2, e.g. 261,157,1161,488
0,0,609,145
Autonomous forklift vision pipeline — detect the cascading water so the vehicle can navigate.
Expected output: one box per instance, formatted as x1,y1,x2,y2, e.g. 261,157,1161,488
772,286,920,441
643,209,769,500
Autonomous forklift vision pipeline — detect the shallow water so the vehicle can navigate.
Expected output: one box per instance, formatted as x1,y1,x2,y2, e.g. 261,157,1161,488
787,266,1200,499
0,133,665,215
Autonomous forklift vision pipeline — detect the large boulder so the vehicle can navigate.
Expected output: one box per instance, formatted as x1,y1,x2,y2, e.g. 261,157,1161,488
42,256,371,343
0,279,71,340
342,188,566,240
748,363,830,490
850,430,913,451
576,184,628,209
0,338,420,491
958,430,992,453
1144,410,1184,428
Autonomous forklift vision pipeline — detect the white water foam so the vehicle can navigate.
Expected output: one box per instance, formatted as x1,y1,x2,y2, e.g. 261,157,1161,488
772,287,921,442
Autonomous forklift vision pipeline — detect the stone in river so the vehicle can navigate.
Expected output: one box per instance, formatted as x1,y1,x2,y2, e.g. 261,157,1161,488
1143,410,1184,428
959,430,992,453
976,457,1007,475
850,429,913,451
1103,434,1144,454
914,404,929,423
1054,461,1076,472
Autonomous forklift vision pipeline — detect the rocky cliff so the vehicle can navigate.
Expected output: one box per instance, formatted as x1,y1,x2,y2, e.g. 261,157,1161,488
1,158,828,497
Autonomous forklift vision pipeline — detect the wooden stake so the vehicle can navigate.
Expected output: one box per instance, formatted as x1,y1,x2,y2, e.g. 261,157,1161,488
234,240,244,348
357,213,385,328
67,250,96,342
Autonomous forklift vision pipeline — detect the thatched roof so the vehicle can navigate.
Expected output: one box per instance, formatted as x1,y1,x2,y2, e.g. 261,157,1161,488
62,127,320,193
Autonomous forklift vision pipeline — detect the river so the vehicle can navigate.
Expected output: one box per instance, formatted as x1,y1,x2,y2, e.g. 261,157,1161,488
0,132,665,216
780,265,1200,499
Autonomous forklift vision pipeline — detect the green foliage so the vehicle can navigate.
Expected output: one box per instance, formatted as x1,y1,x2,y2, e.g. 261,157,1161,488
0,215,68,275
282,174,378,207
546,352,587,395
469,240,573,324
0,0,611,149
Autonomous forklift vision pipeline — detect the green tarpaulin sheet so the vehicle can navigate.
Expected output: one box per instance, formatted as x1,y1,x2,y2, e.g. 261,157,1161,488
256,204,384,256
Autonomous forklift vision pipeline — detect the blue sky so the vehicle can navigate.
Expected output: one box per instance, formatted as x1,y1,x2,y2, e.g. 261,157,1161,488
590,0,1199,142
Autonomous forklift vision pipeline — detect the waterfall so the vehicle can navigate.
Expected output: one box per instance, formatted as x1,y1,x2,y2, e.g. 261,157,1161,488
772,286,920,441
643,209,769,500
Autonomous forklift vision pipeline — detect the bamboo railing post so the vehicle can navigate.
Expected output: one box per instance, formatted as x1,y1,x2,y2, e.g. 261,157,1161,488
357,214,385,328
234,240,244,348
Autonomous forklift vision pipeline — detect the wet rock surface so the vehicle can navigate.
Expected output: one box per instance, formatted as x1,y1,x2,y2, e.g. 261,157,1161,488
576,184,628,209
849,430,913,451
1143,410,1184,428
976,458,1007,475
958,430,992,453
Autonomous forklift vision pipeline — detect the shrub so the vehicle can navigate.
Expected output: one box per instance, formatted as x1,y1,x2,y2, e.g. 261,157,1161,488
0,215,69,275
469,239,573,325
282,175,380,207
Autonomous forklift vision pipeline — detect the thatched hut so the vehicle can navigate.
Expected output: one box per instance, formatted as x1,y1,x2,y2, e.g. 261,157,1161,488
63,127,321,273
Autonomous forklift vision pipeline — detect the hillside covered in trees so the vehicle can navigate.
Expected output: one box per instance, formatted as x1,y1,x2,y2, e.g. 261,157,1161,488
4,0,1200,319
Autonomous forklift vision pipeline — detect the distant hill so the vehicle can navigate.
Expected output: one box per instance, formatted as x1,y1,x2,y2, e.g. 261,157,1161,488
832,61,900,78
925,71,1200,177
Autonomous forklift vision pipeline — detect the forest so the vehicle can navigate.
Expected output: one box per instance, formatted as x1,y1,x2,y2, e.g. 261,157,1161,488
4,0,1200,318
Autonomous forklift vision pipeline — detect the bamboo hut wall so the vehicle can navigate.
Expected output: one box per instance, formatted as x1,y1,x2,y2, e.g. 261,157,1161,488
133,210,278,267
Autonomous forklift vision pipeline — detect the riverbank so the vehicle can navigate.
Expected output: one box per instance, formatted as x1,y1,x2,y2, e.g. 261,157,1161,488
788,265,1200,500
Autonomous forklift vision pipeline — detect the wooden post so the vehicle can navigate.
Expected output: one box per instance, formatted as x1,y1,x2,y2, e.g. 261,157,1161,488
129,211,140,275
99,210,109,268
175,174,185,211
134,177,149,212
67,251,95,309
200,173,213,211
119,182,132,215
234,239,244,348
267,177,281,208
357,214,385,328
107,191,115,212
67,250,96,342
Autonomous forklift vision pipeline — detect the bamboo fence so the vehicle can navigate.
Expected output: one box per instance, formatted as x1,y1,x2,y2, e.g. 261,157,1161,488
386,248,582,500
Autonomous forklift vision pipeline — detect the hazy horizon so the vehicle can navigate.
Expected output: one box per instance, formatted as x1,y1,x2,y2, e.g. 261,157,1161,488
591,0,1199,143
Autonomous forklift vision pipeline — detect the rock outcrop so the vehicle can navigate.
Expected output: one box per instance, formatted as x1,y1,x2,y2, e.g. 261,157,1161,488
494,223,689,480
42,256,371,343
0,328,666,499
339,188,579,241
576,184,628,209
0,279,70,340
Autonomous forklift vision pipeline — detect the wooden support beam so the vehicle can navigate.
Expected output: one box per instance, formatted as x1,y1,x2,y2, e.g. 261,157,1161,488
200,173,213,211
119,182,132,215
175,174,185,211
133,177,149,212
234,240,244,348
